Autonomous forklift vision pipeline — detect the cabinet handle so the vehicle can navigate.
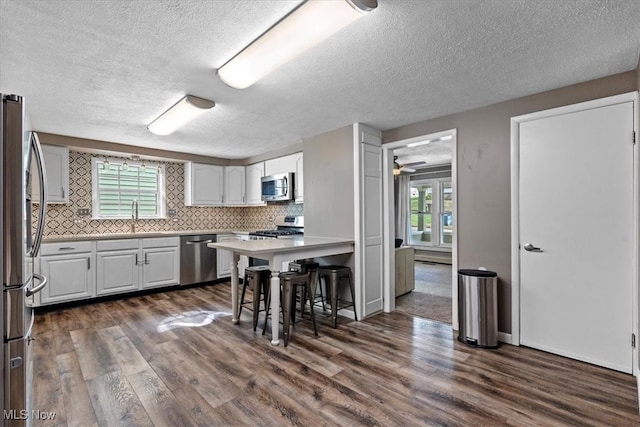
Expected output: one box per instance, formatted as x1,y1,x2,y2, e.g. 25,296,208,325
144,254,150,265
58,247,75,251
135,253,139,265
87,257,90,270
61,187,65,198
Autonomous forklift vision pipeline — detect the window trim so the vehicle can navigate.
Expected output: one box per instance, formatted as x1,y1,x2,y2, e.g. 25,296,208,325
91,157,166,219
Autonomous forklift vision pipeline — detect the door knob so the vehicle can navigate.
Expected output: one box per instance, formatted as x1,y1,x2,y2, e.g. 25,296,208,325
523,243,543,252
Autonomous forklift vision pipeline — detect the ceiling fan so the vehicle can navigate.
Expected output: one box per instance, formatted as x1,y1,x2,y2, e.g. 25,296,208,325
393,156,416,175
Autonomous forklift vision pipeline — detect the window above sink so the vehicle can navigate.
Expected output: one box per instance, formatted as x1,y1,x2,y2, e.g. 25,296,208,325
91,157,166,219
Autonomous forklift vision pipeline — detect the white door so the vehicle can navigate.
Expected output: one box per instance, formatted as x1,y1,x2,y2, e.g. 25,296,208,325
360,126,384,317
518,99,635,373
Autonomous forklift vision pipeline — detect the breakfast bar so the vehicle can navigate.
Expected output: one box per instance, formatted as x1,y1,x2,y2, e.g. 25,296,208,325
208,237,354,345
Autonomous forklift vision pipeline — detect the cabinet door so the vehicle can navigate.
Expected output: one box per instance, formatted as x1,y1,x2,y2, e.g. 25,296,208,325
33,144,69,204
245,163,265,205
142,247,179,289
96,250,140,296
216,234,237,278
264,153,296,176
185,163,224,206
224,166,245,205
40,253,93,304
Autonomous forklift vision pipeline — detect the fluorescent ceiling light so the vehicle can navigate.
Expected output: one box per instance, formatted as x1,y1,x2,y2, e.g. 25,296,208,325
406,134,453,148
217,0,378,89
407,140,430,148
147,95,215,136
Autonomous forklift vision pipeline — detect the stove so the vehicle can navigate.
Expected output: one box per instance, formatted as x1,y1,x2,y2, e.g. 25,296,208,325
249,216,304,240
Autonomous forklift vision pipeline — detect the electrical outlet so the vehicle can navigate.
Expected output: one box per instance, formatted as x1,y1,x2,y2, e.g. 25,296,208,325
77,208,90,216
168,208,177,217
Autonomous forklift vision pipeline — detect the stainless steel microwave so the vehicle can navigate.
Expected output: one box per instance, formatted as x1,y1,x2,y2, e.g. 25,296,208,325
261,172,294,201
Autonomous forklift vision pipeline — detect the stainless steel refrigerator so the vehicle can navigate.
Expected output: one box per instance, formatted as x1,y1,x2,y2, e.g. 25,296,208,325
2,94,48,426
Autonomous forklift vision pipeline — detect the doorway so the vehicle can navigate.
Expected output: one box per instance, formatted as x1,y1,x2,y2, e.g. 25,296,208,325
382,129,458,328
511,92,638,373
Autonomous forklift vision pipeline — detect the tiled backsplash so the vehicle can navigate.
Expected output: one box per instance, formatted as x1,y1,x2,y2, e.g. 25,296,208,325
36,151,303,237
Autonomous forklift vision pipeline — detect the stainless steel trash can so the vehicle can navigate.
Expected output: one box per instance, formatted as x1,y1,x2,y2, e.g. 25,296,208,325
458,269,498,348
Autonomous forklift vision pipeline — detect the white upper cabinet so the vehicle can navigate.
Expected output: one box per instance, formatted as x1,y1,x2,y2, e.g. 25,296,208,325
245,162,265,205
184,163,224,206
33,144,69,204
224,166,245,206
265,153,295,176
264,152,303,203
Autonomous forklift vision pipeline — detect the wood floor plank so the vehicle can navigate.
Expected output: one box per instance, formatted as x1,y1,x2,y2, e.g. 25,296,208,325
69,328,120,380
157,338,241,408
55,352,98,427
32,283,640,427
31,330,68,427
98,326,150,376
171,385,234,427
127,368,199,427
85,371,154,427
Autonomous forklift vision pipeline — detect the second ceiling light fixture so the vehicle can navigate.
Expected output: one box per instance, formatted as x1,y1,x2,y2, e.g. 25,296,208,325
148,0,377,136
217,0,378,89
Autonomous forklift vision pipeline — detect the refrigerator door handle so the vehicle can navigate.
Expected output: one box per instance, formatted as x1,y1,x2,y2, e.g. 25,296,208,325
26,273,47,297
29,132,48,257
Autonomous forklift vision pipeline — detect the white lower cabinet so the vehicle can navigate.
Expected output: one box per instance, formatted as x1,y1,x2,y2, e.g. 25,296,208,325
96,239,141,296
217,234,235,278
96,237,180,295
141,241,180,289
217,234,248,279
37,237,179,304
39,242,94,305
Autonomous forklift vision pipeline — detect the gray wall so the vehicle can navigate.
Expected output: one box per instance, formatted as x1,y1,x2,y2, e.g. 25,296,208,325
383,70,638,334
303,125,354,238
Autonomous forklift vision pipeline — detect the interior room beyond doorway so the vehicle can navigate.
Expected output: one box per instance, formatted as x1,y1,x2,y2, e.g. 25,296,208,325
390,131,455,325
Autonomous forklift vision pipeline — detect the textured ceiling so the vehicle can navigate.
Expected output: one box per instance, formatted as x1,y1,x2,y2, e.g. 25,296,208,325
1,0,639,160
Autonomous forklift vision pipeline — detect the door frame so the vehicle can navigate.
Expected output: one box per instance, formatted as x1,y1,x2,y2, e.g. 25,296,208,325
381,129,458,330
510,91,639,375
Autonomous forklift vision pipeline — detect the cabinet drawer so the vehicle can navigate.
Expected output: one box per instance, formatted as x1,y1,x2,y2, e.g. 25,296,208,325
96,239,139,252
41,241,93,255
142,237,179,248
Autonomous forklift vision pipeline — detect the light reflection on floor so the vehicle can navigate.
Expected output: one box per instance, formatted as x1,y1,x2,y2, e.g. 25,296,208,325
157,310,232,332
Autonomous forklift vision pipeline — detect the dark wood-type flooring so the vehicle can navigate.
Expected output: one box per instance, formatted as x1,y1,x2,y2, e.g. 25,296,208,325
31,283,639,426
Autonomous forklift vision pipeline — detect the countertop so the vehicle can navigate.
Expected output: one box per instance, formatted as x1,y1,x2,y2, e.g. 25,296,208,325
42,229,254,243
207,236,354,256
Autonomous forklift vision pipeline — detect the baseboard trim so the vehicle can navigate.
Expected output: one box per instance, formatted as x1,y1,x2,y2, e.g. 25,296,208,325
498,332,512,345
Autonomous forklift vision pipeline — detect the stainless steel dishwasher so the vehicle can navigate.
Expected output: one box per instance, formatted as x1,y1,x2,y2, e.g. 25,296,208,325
180,234,217,285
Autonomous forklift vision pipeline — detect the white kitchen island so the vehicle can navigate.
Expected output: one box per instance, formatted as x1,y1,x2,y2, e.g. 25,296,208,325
207,237,354,345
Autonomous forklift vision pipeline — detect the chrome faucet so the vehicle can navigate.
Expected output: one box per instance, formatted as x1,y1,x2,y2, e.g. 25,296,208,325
131,199,139,233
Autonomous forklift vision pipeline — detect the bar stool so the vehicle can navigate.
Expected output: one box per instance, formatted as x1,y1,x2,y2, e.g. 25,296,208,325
288,260,321,317
239,266,271,331
318,265,357,328
263,271,318,346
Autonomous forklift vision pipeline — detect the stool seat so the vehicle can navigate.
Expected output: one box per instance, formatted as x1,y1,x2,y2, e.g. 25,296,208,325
318,265,357,328
239,267,271,331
